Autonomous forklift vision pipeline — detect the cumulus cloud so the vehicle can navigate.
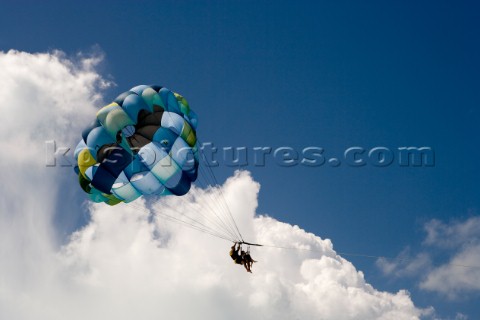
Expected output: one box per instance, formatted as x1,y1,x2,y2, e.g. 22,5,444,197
423,217,480,249
376,248,431,278
0,49,429,320
376,216,480,300
419,217,480,298
0,49,108,315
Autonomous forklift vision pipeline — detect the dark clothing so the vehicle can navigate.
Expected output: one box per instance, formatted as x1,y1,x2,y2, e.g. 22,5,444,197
229,243,255,271
230,246,242,264
234,256,243,264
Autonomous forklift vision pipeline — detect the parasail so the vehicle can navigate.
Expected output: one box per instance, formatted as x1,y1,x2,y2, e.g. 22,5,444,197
74,85,199,206
74,84,245,243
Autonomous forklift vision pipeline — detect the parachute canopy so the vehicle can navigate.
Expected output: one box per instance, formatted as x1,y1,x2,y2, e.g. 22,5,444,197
74,85,199,205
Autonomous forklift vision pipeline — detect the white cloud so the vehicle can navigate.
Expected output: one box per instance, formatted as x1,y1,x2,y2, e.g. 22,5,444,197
423,217,480,249
0,49,108,312
419,218,480,298
376,216,480,300
376,248,431,278
0,50,429,320
454,313,469,320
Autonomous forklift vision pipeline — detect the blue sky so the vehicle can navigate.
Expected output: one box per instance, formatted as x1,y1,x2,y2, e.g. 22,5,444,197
1,1,479,318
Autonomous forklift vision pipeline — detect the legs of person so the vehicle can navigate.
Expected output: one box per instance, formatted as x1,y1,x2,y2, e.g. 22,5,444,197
245,255,255,269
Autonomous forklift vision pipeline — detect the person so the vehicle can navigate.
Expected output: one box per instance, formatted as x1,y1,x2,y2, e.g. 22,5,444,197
240,250,252,273
230,242,243,265
244,250,257,272
229,243,257,273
